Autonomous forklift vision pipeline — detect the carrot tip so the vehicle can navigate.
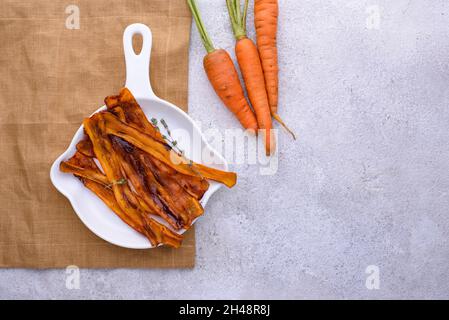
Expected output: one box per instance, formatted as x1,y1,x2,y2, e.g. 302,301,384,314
248,128,258,136
261,129,276,157
272,113,296,140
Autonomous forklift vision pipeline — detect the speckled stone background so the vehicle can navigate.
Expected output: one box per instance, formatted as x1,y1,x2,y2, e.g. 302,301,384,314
1,0,449,299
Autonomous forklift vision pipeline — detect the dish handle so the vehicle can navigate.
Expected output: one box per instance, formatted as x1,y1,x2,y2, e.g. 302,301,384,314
123,23,156,99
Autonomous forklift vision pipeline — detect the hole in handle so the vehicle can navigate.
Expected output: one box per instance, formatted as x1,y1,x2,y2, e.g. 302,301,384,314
132,33,143,55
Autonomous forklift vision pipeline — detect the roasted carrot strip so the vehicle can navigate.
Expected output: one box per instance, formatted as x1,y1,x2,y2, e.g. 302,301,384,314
106,88,210,199
139,152,205,221
84,177,182,248
95,112,237,187
112,136,204,228
76,137,95,158
60,161,109,186
83,115,182,247
109,105,127,122
110,136,187,230
105,88,165,143
63,152,148,239
60,151,108,185
147,155,209,200
82,179,145,234
106,93,207,221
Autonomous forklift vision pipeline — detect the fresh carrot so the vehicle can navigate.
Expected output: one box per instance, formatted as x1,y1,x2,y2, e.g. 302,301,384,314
226,0,275,155
255,0,295,139
187,0,258,134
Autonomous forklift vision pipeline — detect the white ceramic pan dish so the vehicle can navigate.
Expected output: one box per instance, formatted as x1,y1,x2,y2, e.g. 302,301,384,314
50,23,228,249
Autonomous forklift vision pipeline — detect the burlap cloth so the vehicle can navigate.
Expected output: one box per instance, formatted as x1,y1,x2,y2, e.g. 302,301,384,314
0,0,195,268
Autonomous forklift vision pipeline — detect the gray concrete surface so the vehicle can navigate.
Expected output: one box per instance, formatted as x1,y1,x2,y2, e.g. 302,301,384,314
1,0,449,299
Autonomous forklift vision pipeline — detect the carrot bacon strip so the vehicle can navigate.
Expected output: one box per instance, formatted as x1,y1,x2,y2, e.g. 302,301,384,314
105,88,210,200
82,179,145,233
60,151,108,185
147,155,209,200
116,181,183,248
105,88,165,143
110,136,189,230
139,152,204,221
83,115,183,248
109,105,127,122
105,92,206,223
76,137,95,158
60,161,108,186
62,152,149,239
96,112,237,187
84,178,182,248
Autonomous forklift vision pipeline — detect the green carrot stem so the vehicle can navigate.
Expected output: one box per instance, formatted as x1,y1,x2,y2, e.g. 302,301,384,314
226,0,247,40
234,0,241,23
242,0,249,34
187,0,215,53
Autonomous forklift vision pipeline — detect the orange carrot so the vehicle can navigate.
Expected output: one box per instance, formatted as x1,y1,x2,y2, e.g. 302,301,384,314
255,0,295,139
187,0,258,134
226,0,275,155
